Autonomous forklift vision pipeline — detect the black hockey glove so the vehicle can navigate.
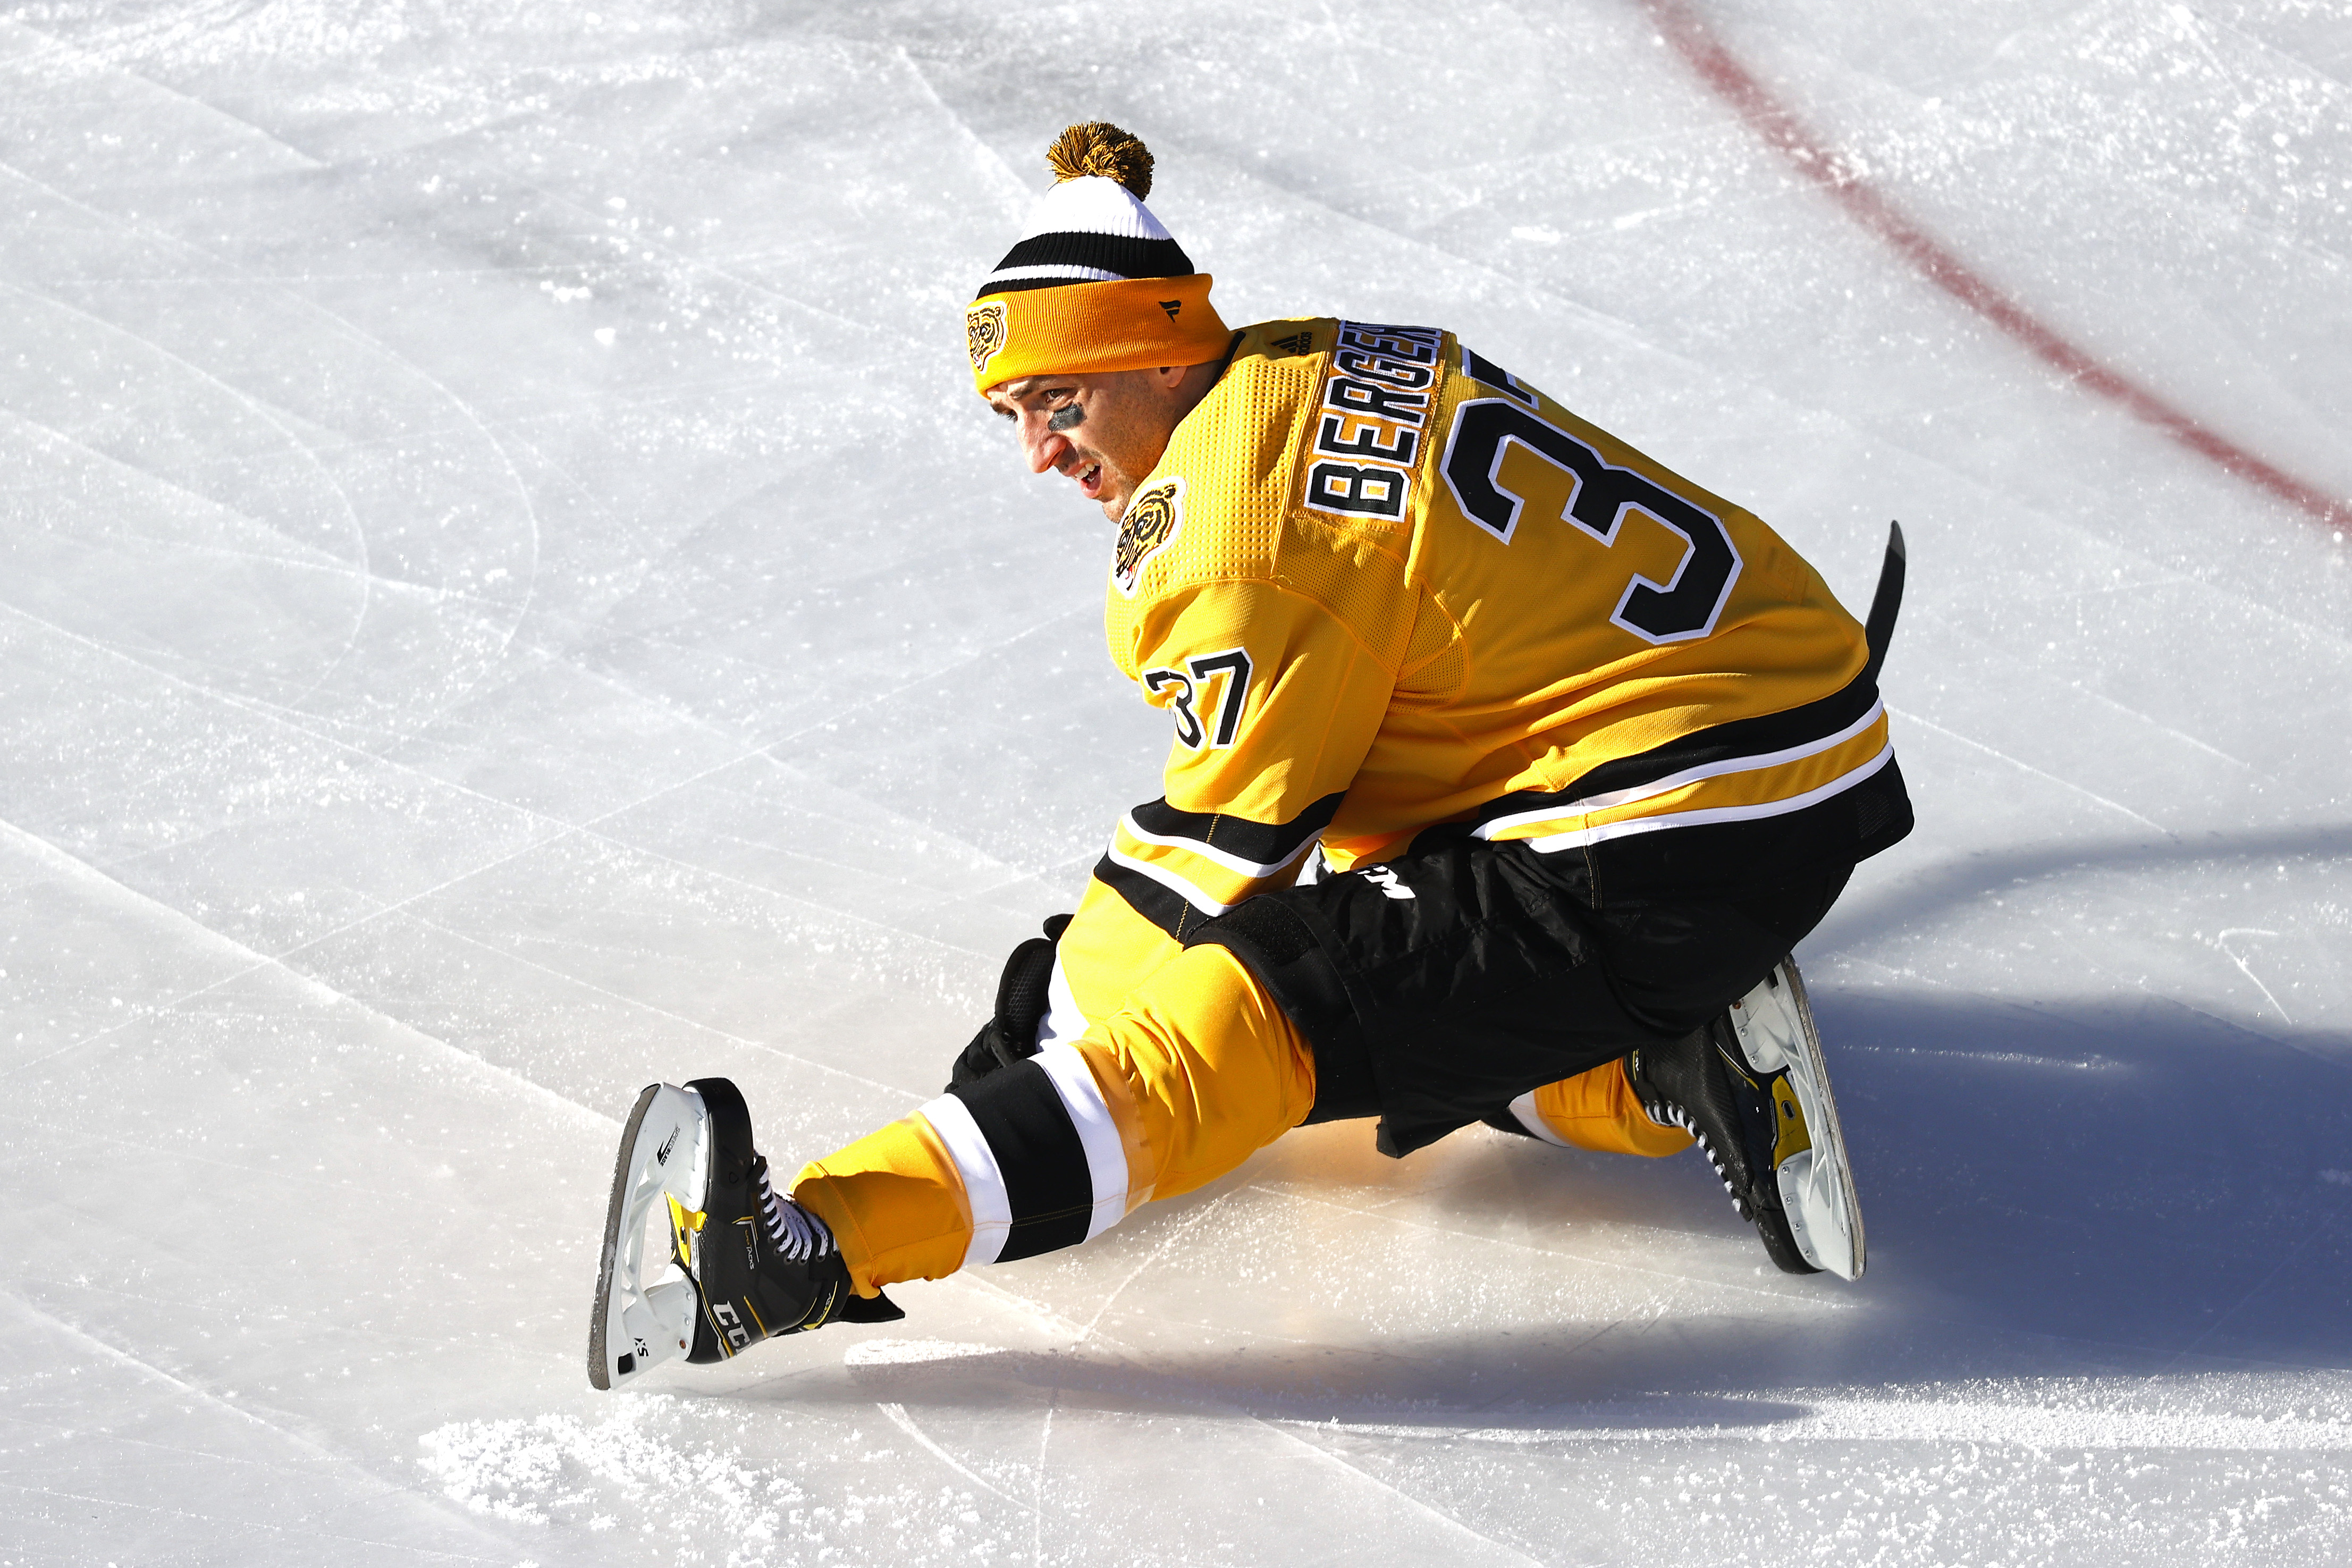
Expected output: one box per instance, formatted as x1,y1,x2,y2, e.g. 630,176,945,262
945,913,1073,1092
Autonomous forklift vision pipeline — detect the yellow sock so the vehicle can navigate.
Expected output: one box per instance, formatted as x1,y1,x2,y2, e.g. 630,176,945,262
1522,1059,1695,1157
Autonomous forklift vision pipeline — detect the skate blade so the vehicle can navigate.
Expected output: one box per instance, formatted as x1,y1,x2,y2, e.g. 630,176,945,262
1727,959,1866,1280
587,1082,710,1390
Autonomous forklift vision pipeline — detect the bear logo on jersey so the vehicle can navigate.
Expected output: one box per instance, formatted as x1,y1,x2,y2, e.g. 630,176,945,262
966,300,1008,376
1114,477,1185,598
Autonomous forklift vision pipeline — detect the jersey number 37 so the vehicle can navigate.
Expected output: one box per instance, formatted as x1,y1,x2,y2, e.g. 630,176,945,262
1142,648,1253,751
1441,398,1743,645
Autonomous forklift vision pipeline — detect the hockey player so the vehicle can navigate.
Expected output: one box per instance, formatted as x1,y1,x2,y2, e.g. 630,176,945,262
589,124,1913,1387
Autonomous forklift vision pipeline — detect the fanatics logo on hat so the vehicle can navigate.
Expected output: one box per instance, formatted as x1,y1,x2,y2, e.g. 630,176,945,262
1158,299,1181,319
966,300,1009,375
1114,477,1185,598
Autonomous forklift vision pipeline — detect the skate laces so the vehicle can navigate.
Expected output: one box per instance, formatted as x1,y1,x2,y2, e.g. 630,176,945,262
1642,1098,1750,1219
755,1161,836,1262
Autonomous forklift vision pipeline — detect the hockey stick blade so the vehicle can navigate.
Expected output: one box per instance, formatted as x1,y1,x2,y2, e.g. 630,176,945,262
587,1082,710,1390
1861,519,1906,687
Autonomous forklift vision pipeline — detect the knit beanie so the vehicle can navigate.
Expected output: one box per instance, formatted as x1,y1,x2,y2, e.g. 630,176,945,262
965,123,1230,395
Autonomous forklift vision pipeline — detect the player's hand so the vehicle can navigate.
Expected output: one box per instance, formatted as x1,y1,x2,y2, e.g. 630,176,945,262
945,914,1073,1091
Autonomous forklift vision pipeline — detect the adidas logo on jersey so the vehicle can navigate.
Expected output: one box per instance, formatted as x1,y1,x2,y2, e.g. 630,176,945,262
1269,331,1315,356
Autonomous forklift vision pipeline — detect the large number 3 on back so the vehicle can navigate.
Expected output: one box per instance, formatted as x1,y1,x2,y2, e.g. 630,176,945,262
1440,399,1742,645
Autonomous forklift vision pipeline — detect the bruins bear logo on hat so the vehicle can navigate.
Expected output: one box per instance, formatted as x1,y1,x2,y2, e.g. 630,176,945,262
1114,477,1185,598
966,300,1008,376
962,124,1227,394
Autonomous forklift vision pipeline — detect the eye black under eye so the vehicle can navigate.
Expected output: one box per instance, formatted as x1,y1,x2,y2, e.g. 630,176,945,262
1047,404,1085,432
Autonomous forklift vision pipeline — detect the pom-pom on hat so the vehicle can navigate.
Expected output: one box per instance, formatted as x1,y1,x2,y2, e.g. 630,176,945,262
965,122,1229,395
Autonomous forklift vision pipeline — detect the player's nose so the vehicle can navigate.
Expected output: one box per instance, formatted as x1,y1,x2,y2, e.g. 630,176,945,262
1019,415,1069,475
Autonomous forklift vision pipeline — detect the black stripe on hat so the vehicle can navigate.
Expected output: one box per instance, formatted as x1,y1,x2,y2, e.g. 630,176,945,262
977,275,1100,296
948,1059,1094,1260
991,231,1195,282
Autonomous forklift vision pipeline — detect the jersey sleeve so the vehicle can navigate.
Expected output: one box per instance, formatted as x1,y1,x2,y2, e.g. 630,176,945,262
1042,575,1396,1039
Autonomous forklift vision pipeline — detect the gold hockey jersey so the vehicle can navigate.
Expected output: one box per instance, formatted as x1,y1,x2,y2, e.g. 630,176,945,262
1044,318,1910,1039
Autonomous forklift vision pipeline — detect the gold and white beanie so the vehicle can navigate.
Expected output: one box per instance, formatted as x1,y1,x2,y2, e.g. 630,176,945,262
965,123,1230,395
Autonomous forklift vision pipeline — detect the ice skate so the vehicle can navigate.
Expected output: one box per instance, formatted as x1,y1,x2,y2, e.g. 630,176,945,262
588,1076,898,1391
1625,957,1865,1280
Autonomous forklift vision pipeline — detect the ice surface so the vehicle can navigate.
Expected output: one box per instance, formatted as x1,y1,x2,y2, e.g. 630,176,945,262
3,2,2349,1564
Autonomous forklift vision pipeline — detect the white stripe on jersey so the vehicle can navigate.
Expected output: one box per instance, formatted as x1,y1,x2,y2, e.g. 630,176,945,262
1518,743,1893,854
1102,840,1235,915
1117,812,1322,880
1475,701,1887,840
1035,951,1084,1048
1030,1044,1131,1241
917,1093,1011,1268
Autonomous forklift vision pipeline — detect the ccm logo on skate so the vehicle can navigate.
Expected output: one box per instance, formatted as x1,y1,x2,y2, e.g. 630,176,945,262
654,1127,678,1166
712,1301,751,1351
1359,865,1414,901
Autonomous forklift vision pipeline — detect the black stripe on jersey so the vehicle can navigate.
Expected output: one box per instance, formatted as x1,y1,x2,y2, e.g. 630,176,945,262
1128,791,1345,867
988,231,1196,283
1459,345,1537,407
947,1059,1094,1260
1590,751,1913,899
1095,851,1200,939
1472,663,1884,826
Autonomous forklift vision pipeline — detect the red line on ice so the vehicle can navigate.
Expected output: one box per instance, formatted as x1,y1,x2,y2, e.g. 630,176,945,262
1640,0,2350,532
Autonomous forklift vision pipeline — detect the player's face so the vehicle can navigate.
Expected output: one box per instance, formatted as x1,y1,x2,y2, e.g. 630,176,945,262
988,368,1187,521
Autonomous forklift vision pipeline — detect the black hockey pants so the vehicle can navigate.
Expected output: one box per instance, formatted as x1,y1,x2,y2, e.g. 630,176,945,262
1191,825,1854,1158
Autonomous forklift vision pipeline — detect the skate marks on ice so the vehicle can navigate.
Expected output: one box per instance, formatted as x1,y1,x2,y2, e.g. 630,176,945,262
1271,1371,2352,1566
410,1384,1547,1568
1813,988,2352,1365
0,1289,524,1568
1811,822,2352,1042
0,829,623,1564
1298,1372,2352,1453
408,1273,1552,1568
413,1393,1007,1557
1283,1391,2352,1568
1637,0,2351,532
